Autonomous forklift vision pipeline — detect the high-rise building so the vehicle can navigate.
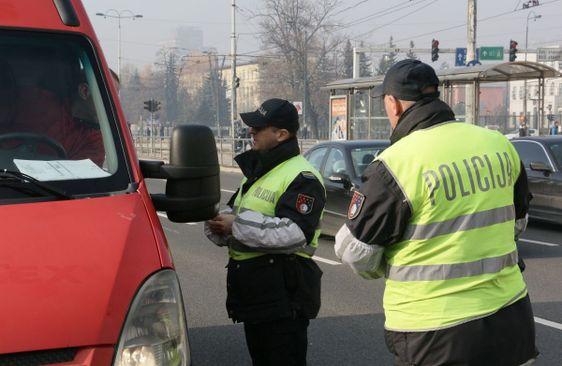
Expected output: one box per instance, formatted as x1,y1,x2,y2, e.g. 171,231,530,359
162,26,204,55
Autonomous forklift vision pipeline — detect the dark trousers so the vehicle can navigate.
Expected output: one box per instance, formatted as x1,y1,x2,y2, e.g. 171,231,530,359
244,318,309,366
385,295,538,366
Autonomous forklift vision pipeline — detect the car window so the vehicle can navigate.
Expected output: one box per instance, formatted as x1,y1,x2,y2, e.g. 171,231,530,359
547,142,562,170
324,148,346,178
351,147,385,176
512,141,552,169
0,30,130,198
305,147,328,172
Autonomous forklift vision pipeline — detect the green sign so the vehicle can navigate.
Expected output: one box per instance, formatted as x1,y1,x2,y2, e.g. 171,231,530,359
479,47,504,61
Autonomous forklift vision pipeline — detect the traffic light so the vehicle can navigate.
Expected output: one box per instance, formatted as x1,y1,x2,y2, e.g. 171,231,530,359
431,39,439,62
143,99,161,113
509,40,518,62
143,100,153,112
153,100,161,112
234,77,240,88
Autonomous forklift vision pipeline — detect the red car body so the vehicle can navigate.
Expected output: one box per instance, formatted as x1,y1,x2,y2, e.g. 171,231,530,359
0,1,176,364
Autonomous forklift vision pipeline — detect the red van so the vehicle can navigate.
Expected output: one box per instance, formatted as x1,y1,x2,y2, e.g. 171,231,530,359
0,1,220,365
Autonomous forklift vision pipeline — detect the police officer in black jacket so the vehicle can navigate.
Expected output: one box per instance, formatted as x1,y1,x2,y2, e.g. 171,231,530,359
335,60,537,366
205,99,326,366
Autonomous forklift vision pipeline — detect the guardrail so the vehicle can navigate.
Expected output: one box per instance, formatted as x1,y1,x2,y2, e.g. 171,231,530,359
133,136,320,167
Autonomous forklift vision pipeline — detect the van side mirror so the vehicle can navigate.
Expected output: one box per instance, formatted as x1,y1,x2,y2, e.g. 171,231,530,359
140,125,220,222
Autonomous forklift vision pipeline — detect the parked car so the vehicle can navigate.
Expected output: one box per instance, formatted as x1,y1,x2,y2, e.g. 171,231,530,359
0,2,220,364
511,136,562,224
505,128,538,139
304,140,390,236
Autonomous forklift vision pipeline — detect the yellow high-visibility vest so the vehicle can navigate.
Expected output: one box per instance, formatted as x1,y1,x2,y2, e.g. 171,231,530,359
377,122,527,331
231,155,324,261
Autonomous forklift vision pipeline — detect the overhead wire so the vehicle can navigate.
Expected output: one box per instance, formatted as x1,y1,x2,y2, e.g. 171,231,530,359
332,0,374,16
352,0,440,40
339,0,432,29
376,0,562,46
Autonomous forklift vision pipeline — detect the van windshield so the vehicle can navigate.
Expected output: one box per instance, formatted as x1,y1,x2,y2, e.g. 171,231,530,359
0,30,131,199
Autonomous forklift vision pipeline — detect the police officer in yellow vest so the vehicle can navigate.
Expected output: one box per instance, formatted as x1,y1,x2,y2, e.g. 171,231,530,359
335,60,538,366
206,98,325,366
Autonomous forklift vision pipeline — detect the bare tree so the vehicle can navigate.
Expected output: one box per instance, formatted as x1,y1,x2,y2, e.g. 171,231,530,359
342,40,353,79
376,36,398,75
406,41,417,60
255,0,344,138
156,47,181,123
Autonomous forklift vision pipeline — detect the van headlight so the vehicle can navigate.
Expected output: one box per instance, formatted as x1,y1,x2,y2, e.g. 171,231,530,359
114,270,191,366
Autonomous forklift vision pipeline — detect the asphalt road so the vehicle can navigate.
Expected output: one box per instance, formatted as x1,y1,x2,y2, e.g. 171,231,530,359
148,171,562,365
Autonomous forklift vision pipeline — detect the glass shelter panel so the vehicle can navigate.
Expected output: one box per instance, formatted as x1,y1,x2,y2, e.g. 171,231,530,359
350,91,369,140
369,95,391,139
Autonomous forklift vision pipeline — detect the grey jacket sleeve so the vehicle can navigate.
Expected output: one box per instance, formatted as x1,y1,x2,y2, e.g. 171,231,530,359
335,161,412,279
232,172,326,254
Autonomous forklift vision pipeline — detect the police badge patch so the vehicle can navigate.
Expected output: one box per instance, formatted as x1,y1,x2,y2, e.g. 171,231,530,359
348,191,365,219
296,194,314,215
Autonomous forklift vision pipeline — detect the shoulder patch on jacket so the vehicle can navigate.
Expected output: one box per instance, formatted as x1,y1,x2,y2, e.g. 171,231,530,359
348,191,365,219
300,171,317,180
296,193,315,215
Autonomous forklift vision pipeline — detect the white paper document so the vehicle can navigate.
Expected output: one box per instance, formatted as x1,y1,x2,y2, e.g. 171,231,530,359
13,159,111,181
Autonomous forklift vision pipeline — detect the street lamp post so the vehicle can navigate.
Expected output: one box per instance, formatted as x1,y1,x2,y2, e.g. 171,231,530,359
523,11,541,130
96,9,143,79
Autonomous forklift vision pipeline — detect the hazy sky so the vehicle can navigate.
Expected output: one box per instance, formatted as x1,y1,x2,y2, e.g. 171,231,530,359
82,0,562,71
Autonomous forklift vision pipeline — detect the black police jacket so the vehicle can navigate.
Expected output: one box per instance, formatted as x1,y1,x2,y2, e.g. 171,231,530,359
225,138,325,323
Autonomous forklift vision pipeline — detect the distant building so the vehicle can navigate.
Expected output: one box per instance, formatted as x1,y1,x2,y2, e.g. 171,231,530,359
509,51,562,130
178,50,219,97
162,26,204,56
221,62,263,113
175,26,204,51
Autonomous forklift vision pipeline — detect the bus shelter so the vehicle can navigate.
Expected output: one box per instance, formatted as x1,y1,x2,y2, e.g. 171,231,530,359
324,61,561,140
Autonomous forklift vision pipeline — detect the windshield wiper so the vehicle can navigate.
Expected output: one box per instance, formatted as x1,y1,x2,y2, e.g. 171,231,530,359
0,169,73,200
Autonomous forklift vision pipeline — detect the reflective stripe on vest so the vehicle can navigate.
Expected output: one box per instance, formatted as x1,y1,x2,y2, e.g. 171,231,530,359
402,205,515,241
231,155,324,261
386,250,518,282
377,122,528,331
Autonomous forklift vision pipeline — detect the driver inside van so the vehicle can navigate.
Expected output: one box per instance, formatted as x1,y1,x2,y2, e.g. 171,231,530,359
0,55,104,166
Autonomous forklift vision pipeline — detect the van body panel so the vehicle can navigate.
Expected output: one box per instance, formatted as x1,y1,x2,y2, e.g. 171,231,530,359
0,1,76,32
0,193,162,354
138,179,175,268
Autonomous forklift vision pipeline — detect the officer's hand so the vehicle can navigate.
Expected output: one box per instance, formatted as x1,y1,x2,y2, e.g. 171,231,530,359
207,214,235,236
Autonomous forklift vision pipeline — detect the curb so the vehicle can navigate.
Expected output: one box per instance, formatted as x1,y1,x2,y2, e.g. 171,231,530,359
220,165,241,173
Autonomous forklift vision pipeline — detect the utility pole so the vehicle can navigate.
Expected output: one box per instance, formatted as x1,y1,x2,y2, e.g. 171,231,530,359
206,52,221,139
466,0,477,124
230,0,238,138
352,47,360,79
524,11,542,132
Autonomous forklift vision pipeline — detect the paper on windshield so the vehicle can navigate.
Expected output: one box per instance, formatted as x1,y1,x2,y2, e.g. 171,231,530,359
13,159,111,181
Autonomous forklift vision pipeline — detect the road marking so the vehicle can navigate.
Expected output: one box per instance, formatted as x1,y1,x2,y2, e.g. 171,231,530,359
535,317,562,331
325,209,347,218
519,239,559,247
163,227,179,234
312,256,341,265
221,188,236,194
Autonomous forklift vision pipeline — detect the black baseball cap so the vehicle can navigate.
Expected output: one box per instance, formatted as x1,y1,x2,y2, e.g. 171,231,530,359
240,98,299,133
372,59,440,101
